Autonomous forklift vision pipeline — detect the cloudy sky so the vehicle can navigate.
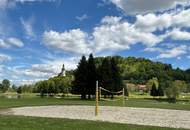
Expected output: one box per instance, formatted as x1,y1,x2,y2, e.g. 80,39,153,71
0,0,190,85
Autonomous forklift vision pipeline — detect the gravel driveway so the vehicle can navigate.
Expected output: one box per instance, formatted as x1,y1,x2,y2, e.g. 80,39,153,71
4,105,190,129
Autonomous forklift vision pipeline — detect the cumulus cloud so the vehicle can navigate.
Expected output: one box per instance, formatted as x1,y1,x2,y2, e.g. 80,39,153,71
0,56,78,85
110,0,190,14
15,0,56,2
43,16,161,54
135,13,172,32
0,0,56,10
0,37,24,48
135,9,190,33
144,47,162,52
0,0,15,10
164,28,190,40
43,29,92,55
0,54,12,62
157,45,187,58
13,79,45,86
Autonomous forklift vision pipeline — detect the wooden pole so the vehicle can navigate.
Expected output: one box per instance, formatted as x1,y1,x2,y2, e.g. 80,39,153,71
99,87,101,100
95,81,99,116
123,88,125,106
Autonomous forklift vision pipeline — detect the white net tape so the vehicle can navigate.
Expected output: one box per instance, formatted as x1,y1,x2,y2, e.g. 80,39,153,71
99,87,125,102
99,87,123,94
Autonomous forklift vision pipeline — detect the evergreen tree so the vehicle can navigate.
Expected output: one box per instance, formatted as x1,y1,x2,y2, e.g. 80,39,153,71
150,82,158,97
87,54,97,99
111,57,123,92
73,56,88,99
157,85,164,97
98,58,112,97
17,86,22,94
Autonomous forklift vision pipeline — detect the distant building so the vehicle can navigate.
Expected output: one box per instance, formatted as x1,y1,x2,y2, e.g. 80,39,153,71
137,85,147,91
58,64,66,77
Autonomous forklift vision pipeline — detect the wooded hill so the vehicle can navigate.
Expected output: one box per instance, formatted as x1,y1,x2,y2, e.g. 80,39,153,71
95,56,190,84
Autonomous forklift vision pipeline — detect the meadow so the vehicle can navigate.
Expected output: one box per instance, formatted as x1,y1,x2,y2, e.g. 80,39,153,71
0,93,189,110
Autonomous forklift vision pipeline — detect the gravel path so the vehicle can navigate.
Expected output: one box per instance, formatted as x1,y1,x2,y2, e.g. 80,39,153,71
4,106,190,129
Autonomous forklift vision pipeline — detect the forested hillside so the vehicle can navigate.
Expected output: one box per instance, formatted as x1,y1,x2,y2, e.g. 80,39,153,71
95,56,190,84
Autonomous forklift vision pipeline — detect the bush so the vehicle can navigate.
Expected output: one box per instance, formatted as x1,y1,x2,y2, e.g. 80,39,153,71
165,81,180,103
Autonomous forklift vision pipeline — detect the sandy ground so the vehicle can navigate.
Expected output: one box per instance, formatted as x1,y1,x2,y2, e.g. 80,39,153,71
3,106,190,129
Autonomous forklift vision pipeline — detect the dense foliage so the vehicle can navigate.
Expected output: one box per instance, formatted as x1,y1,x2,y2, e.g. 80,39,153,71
0,79,10,93
95,56,190,84
36,75,73,97
72,54,123,99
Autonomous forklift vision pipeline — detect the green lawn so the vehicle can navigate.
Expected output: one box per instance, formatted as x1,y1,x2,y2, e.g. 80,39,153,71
0,115,188,130
0,94,189,130
0,94,189,111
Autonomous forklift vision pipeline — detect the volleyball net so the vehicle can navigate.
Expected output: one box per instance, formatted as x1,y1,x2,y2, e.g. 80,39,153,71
99,87,125,101
95,81,127,116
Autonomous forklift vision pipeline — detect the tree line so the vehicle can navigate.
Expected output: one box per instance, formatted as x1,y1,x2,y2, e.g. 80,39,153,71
1,55,190,102
72,54,123,99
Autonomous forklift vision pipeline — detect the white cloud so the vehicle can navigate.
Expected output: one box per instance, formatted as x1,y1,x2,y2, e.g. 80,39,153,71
43,29,92,55
20,17,35,38
76,14,88,21
0,0,8,9
157,45,187,58
13,79,44,86
144,47,162,52
164,28,190,40
43,16,161,54
135,13,172,32
0,0,55,10
0,0,15,10
0,56,78,85
0,37,24,48
101,16,122,24
15,0,56,2
0,53,12,62
93,16,161,53
135,9,190,33
111,0,190,14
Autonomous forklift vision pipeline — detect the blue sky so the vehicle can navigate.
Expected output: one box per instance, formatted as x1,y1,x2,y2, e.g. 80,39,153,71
0,0,190,85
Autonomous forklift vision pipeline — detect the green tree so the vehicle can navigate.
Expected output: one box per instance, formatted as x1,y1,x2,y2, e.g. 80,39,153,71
73,55,88,99
98,58,112,97
36,81,48,97
146,77,158,92
111,57,123,92
157,85,164,97
173,80,187,93
150,82,158,98
47,80,56,96
165,81,180,102
1,79,10,93
11,84,17,92
17,86,22,94
87,54,97,99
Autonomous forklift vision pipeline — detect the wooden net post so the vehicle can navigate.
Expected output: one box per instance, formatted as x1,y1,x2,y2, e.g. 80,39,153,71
95,81,99,116
99,87,101,100
123,88,125,106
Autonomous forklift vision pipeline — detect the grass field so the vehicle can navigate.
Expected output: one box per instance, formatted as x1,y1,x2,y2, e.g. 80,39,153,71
0,94,190,111
0,115,188,130
0,93,189,130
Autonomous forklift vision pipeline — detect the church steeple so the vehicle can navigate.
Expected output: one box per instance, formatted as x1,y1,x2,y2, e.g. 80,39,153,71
58,64,66,77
